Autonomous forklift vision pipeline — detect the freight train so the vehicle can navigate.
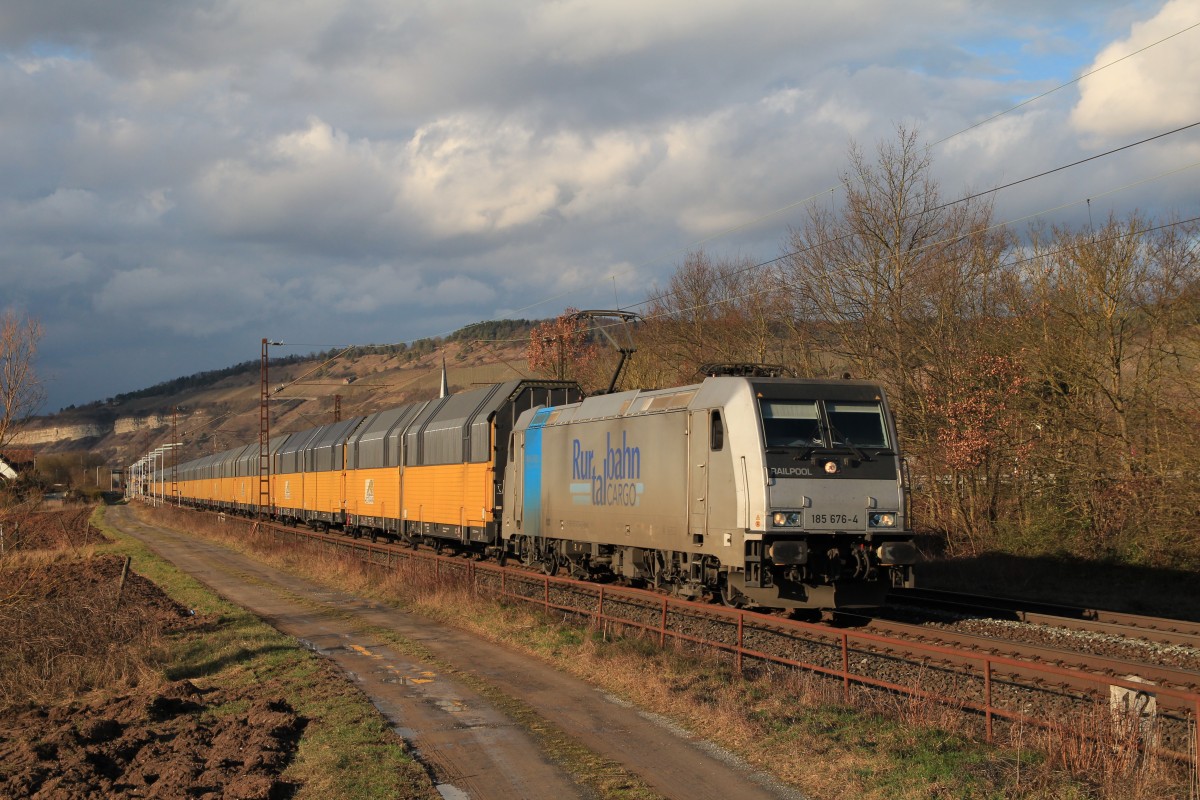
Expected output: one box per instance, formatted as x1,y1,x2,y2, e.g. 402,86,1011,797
154,376,918,609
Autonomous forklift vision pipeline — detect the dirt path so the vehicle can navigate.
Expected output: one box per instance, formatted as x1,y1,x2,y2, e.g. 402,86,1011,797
108,505,806,800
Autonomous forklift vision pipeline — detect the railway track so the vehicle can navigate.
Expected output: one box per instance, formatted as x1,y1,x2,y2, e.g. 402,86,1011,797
836,611,1199,698
889,586,1200,650
177,508,1200,757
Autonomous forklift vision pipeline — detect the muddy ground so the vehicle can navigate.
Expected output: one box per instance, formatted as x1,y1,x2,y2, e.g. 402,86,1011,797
0,679,305,800
0,539,307,800
0,506,109,551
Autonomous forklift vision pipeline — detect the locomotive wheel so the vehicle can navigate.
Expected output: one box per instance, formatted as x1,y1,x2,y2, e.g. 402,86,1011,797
516,536,537,567
719,580,746,608
645,552,662,589
542,551,559,576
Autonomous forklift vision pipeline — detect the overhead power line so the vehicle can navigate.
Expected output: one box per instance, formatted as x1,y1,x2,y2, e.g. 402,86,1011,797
931,18,1200,147
539,16,1200,313
354,18,1200,347
247,22,1200,385
618,120,1200,315
630,211,1200,331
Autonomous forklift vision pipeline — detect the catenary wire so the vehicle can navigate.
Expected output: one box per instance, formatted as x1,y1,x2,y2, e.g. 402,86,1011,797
348,121,1200,352
618,121,1200,316
239,28,1200,391
536,159,1200,339
500,18,1200,318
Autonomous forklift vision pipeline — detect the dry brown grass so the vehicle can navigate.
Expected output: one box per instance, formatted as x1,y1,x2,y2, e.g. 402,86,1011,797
0,549,170,709
1020,706,1189,800
144,505,1197,800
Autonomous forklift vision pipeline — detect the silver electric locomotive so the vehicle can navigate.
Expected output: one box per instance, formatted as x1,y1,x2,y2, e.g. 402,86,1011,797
501,376,918,609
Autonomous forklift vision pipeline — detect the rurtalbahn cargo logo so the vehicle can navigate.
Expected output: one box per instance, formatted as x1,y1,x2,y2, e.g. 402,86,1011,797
570,432,644,507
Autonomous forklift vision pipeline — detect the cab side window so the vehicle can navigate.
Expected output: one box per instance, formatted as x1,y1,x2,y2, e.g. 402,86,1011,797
711,410,724,451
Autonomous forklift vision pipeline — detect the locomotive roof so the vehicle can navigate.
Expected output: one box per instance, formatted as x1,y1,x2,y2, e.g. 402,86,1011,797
523,376,888,428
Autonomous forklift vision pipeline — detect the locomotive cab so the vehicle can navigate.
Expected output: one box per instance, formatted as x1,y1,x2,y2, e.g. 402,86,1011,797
737,379,919,608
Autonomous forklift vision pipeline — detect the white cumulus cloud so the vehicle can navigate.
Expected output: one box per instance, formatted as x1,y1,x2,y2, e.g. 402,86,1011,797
1070,0,1200,139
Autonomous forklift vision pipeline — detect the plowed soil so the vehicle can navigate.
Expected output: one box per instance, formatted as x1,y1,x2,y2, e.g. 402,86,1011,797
0,553,306,799
0,680,304,800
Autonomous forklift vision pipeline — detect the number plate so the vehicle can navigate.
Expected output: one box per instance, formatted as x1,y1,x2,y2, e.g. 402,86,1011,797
805,511,862,530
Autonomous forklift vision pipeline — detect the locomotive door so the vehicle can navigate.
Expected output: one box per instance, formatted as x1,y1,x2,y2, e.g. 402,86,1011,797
510,431,524,530
688,410,710,537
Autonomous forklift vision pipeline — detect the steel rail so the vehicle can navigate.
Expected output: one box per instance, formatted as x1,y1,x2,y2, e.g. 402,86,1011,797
839,614,1200,709
890,587,1200,649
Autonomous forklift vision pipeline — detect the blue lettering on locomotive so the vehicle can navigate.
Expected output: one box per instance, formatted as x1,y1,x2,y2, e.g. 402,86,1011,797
570,432,643,507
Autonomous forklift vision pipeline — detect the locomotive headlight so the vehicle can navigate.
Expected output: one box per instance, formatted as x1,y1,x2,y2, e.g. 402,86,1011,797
869,512,897,528
823,460,839,475
772,511,803,527
876,541,918,565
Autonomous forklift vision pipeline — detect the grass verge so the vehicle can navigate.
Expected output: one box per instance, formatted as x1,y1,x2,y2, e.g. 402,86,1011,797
92,505,437,800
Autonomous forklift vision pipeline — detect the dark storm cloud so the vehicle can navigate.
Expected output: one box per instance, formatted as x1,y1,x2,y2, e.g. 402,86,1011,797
0,0,1194,413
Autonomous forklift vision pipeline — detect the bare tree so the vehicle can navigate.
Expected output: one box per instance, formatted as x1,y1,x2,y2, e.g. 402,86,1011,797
1017,215,1200,563
781,127,1017,550
783,127,1007,401
0,311,44,452
639,250,794,386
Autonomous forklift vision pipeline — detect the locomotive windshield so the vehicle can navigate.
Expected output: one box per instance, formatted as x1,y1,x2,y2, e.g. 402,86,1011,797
760,400,821,448
826,401,889,449
760,399,889,450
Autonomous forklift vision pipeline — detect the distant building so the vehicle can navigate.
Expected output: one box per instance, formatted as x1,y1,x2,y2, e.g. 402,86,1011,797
0,450,35,482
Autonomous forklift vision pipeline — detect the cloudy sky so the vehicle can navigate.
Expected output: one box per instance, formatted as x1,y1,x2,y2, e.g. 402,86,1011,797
3,0,1198,413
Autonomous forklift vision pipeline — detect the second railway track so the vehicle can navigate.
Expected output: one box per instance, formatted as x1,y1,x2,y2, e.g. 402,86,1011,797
889,586,1200,650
